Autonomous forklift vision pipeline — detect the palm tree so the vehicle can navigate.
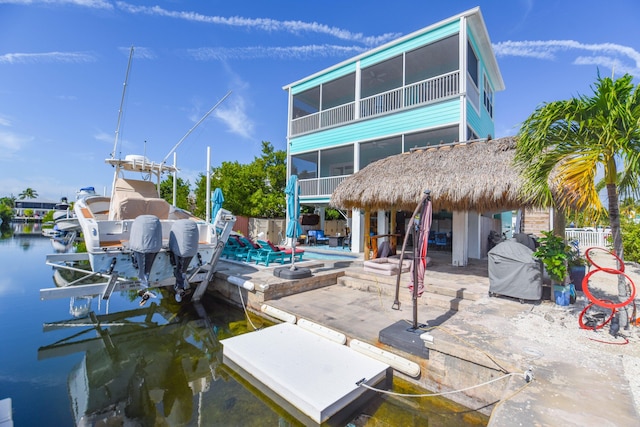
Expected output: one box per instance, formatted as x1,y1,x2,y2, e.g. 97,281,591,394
515,73,640,330
18,188,38,199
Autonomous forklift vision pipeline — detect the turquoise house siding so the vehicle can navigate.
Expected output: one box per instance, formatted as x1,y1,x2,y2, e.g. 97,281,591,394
290,99,460,154
466,100,495,139
466,24,496,139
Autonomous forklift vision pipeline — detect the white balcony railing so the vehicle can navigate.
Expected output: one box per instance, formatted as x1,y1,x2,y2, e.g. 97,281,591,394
321,102,355,127
299,175,349,197
290,71,461,136
565,230,611,252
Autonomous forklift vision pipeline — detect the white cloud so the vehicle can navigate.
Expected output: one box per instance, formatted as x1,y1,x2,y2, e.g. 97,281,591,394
188,44,367,61
0,115,11,127
0,51,96,64
115,2,399,46
214,94,254,140
117,46,156,60
0,131,31,159
0,0,112,9
493,40,640,77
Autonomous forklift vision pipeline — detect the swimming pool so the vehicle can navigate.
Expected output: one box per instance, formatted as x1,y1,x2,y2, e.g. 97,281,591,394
301,248,359,261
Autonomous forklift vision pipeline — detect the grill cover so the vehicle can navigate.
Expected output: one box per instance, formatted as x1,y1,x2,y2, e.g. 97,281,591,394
488,240,543,300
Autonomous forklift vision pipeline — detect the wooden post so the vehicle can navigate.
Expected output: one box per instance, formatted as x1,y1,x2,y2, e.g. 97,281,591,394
364,208,371,260
390,209,397,253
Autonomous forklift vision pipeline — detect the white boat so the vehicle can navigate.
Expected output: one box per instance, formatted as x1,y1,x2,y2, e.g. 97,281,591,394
42,47,235,305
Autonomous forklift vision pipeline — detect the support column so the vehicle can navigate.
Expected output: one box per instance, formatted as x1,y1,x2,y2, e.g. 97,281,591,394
452,210,469,267
351,208,362,253
364,209,371,260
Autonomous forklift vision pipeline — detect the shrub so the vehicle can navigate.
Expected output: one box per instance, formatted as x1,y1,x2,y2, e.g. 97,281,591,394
621,218,640,264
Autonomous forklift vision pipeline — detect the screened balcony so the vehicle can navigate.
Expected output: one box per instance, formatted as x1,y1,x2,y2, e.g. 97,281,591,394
291,71,460,136
289,33,464,136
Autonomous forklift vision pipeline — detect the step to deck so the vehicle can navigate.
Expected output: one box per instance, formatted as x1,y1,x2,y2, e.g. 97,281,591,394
337,272,484,312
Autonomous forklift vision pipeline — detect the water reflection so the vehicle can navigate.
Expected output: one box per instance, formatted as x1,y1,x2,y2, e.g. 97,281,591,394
38,294,277,426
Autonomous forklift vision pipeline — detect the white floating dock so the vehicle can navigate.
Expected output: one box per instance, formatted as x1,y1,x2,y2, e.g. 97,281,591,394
221,323,389,425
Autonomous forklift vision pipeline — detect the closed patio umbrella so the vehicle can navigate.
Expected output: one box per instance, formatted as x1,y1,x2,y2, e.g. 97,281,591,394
211,188,224,222
285,175,302,270
393,190,432,331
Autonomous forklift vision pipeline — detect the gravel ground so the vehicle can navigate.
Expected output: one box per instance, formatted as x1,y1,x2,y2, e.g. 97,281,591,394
508,248,640,415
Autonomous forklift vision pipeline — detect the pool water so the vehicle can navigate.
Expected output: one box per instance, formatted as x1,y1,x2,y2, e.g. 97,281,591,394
0,224,487,426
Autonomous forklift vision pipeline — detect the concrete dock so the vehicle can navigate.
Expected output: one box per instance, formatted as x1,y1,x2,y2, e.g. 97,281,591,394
209,250,640,426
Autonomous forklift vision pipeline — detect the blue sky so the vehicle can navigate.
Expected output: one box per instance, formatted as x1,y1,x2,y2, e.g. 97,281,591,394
1,0,639,202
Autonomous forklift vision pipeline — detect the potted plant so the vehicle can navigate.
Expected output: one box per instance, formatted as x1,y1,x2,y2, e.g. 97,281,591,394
533,231,573,305
567,242,588,291
533,231,569,285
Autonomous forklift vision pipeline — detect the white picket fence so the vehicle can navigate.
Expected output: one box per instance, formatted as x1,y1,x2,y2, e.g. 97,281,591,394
565,230,611,252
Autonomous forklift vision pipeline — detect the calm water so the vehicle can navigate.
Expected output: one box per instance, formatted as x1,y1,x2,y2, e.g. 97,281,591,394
0,224,488,426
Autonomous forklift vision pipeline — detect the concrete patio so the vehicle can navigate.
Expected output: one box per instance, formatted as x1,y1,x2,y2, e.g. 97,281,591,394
206,249,640,426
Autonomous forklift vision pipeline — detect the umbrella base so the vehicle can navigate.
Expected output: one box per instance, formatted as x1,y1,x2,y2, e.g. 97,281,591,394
273,266,312,279
379,320,430,359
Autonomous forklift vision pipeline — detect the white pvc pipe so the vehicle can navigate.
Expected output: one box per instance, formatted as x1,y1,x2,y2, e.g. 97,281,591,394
227,276,255,291
261,304,296,323
350,339,421,377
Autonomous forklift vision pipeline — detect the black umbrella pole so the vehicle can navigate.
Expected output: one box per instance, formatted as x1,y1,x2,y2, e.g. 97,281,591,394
412,222,419,330
393,192,428,310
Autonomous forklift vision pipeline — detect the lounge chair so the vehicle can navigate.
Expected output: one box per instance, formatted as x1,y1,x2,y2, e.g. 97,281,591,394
253,240,286,266
222,237,245,259
228,235,251,260
237,236,262,262
276,244,305,262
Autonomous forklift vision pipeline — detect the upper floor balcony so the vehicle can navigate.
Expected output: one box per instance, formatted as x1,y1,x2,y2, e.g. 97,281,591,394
299,175,348,198
290,71,460,137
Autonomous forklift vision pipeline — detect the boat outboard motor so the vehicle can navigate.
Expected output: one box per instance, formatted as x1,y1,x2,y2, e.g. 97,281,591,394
169,219,199,296
129,215,163,288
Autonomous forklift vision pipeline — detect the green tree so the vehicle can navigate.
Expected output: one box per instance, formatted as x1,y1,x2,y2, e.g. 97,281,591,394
0,204,12,227
515,73,640,329
18,188,38,199
160,176,191,211
194,141,286,218
0,195,16,207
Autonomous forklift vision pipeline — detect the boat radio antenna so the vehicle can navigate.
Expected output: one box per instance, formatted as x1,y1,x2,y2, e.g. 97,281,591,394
161,90,232,165
111,46,135,160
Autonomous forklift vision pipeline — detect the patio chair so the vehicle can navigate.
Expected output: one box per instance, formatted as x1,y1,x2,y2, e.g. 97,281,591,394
308,230,329,245
342,233,351,250
435,233,448,250
253,239,286,266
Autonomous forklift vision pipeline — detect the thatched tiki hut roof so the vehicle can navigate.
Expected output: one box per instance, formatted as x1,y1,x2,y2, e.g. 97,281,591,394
331,136,535,212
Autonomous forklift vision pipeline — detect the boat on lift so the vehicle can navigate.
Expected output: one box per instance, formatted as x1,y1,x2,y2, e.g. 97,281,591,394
43,47,235,306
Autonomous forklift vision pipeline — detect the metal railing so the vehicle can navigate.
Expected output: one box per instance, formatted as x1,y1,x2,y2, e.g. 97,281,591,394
290,71,461,136
299,175,348,197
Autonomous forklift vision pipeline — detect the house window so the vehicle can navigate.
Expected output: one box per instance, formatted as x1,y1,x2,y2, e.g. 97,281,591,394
361,55,403,99
405,34,459,84
292,86,320,119
467,41,478,87
483,74,493,118
291,152,318,179
320,145,354,177
404,126,458,150
322,73,355,110
359,136,402,168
